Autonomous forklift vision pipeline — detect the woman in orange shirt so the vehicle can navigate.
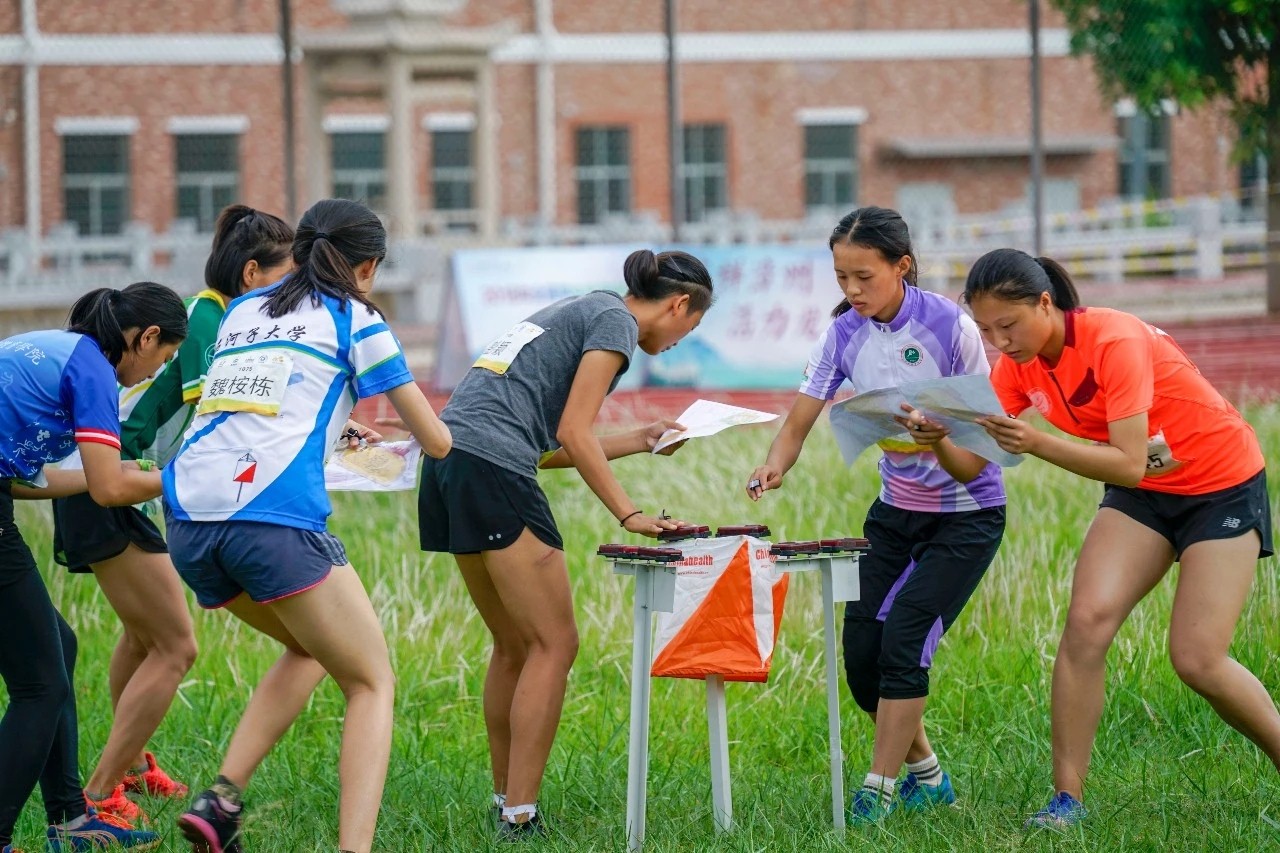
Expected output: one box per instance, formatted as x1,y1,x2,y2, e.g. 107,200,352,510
963,248,1277,828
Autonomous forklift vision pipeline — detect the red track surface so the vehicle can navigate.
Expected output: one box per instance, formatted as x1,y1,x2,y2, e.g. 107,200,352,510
354,315,1280,428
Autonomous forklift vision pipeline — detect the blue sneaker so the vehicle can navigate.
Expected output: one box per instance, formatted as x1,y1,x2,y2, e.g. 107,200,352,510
46,808,160,850
849,789,892,825
1025,792,1088,829
898,771,957,812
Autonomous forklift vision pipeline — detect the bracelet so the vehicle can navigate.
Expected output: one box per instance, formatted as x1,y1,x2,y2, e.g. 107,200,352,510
136,459,156,472
618,510,643,527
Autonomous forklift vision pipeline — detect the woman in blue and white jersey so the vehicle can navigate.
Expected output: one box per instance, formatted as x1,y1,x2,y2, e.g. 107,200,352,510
163,199,451,853
0,281,187,853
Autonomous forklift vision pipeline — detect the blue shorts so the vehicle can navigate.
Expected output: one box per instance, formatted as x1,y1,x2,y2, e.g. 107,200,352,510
164,509,348,609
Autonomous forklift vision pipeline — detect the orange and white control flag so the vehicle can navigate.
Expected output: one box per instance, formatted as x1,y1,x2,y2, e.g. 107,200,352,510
651,536,789,683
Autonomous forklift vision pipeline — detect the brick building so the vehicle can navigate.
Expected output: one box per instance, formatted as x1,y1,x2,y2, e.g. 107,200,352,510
0,0,1262,245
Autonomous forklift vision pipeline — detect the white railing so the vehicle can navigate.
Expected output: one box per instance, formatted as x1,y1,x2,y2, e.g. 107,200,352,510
0,195,1266,321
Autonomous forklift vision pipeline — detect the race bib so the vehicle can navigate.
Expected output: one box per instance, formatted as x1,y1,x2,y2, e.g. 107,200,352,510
197,352,294,417
1144,430,1183,477
474,322,545,375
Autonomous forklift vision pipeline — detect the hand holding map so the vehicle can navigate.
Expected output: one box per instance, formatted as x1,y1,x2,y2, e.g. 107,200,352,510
652,399,779,454
325,439,423,491
829,374,1022,467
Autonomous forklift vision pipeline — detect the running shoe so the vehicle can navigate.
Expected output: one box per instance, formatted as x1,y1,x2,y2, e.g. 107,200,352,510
84,786,144,824
124,753,189,798
1025,791,1087,829
46,809,159,851
848,789,892,824
897,771,956,812
176,789,243,853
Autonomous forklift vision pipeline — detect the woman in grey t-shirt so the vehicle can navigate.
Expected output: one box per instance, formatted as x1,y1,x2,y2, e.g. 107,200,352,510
418,248,713,839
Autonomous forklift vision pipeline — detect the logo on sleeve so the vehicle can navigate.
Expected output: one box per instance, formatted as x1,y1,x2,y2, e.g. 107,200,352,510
900,345,923,366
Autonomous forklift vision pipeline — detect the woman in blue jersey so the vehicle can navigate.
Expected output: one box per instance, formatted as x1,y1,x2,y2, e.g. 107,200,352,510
165,199,451,853
0,282,188,853
414,248,713,840
746,207,1006,824
52,205,296,823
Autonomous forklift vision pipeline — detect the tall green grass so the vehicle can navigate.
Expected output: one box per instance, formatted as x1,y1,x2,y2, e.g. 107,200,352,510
9,404,1280,851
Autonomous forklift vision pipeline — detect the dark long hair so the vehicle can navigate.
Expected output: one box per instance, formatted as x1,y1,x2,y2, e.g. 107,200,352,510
622,249,714,311
962,248,1081,311
204,204,294,299
263,198,386,318
66,282,188,365
828,206,919,317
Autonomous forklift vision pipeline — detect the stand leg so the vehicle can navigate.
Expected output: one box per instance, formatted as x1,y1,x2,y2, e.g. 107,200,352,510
626,567,654,851
705,675,733,833
821,564,846,833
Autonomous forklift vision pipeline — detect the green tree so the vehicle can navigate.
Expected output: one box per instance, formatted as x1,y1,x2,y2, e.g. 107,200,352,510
1050,0,1279,312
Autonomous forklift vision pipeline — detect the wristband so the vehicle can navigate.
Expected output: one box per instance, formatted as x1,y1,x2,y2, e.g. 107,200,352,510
618,510,643,527
136,459,156,472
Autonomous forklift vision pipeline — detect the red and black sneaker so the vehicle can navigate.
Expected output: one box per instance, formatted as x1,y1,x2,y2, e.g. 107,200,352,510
176,789,243,853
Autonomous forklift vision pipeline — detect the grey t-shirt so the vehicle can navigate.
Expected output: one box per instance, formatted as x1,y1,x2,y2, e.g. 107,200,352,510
443,290,640,477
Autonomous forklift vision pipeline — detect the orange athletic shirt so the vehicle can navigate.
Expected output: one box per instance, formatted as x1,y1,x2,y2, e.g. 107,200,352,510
990,306,1264,495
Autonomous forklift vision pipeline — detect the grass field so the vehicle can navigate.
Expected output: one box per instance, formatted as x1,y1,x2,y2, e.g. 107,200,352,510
9,404,1280,852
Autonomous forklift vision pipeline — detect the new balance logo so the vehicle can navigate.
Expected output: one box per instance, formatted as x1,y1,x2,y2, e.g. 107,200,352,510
1222,517,1242,529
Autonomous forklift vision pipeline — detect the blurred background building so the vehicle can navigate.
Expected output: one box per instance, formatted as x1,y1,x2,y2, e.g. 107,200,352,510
0,0,1270,394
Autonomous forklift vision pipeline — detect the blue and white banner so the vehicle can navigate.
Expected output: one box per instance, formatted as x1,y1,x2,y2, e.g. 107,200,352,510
436,243,842,390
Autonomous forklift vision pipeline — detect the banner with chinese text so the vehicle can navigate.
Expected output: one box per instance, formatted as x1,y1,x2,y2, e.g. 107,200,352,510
437,244,840,390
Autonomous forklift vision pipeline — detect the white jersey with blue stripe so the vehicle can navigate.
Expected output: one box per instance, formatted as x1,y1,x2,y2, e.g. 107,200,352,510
162,283,413,531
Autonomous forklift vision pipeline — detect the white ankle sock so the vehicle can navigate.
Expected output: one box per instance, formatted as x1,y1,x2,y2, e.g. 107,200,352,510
861,773,895,807
501,803,537,824
492,792,506,809
906,753,943,786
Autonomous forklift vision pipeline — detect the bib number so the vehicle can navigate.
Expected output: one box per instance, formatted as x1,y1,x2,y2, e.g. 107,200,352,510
1144,430,1182,477
474,322,545,375
197,352,294,417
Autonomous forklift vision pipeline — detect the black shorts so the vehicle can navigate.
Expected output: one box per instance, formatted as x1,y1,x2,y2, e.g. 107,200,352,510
418,448,563,554
1100,469,1273,560
52,492,168,573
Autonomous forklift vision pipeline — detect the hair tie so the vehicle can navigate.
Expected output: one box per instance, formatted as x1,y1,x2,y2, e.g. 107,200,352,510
314,231,330,241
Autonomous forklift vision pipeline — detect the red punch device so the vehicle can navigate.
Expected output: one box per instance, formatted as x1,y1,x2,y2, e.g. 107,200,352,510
658,525,711,542
714,525,772,538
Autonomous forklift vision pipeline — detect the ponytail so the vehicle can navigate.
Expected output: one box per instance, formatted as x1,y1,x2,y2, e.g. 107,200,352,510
67,281,188,365
263,198,386,319
622,249,714,311
963,248,1083,312
205,204,294,299
1034,256,1080,310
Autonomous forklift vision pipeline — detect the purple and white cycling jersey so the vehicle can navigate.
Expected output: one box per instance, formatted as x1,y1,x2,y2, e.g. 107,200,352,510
799,283,1006,513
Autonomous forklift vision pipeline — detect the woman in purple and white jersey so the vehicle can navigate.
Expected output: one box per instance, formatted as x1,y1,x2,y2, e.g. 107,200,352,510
746,206,1006,824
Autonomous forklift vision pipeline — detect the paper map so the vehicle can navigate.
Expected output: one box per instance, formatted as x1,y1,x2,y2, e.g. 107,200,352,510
325,440,423,491
652,399,780,453
829,374,1023,468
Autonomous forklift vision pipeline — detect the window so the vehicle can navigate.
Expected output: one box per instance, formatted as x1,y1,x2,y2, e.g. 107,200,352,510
431,129,474,213
63,135,129,236
1023,178,1081,215
575,127,631,225
1117,110,1171,200
681,123,727,223
804,124,857,213
331,132,386,210
175,134,239,233
894,182,955,228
